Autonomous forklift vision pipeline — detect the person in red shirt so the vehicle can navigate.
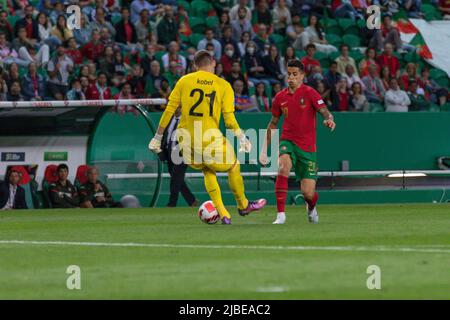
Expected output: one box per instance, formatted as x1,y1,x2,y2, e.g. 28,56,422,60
377,43,400,78
260,59,336,225
114,7,137,48
81,30,104,62
86,72,112,100
301,43,320,76
66,37,83,65
400,62,419,92
333,78,351,111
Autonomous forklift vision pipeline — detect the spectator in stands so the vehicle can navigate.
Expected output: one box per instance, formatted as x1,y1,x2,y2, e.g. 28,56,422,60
237,31,251,56
263,44,284,85
280,46,296,75
418,68,449,106
253,23,274,51
358,47,379,78
407,79,429,111
234,79,260,112
226,61,248,94
350,81,369,111
13,26,50,67
21,62,45,100
369,14,402,52
220,25,240,58
49,164,79,209
0,168,27,210
91,7,116,37
304,14,338,54
221,43,238,77
150,78,171,110
7,80,24,101
49,2,65,25
307,65,325,86
316,79,333,108
115,7,138,51
301,43,320,76
293,0,328,18
377,43,400,78
380,65,391,91
162,41,187,74
36,12,60,50
163,60,181,89
66,78,86,100
384,77,410,112
0,31,28,66
135,9,154,46
439,0,450,20
15,5,39,39
156,5,177,46
99,27,114,47
141,43,156,76
244,40,270,87
80,76,90,96
290,22,308,51
86,72,112,100
51,15,73,44
66,37,83,65
231,7,253,42
400,63,419,92
362,63,385,103
73,14,92,46
46,44,73,100
198,28,223,62
403,0,423,19
252,0,272,26
335,44,359,77
3,63,21,88
331,0,363,21
272,81,282,96
0,76,7,101
81,30,104,62
251,81,271,111
230,0,252,22
127,64,145,97
343,64,365,91
272,0,292,35
324,61,342,92
145,60,167,97
332,78,351,111
130,0,157,24
0,10,14,42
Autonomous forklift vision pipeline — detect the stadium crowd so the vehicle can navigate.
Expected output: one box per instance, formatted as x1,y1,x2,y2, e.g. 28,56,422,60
0,0,449,112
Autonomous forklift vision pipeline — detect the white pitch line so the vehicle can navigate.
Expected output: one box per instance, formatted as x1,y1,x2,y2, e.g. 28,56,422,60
0,240,450,254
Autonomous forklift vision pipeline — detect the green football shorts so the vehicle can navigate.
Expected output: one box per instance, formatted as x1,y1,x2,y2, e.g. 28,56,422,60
279,140,318,181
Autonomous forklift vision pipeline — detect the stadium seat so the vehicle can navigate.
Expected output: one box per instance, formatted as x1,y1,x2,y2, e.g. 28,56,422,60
75,165,89,189
428,104,441,112
314,51,329,68
342,34,361,48
42,165,58,208
189,33,204,47
323,19,341,36
111,15,122,25
369,103,384,112
422,4,442,21
189,16,206,34
441,103,450,112
349,50,364,64
177,0,191,13
206,16,219,29
7,15,20,28
328,51,340,62
325,34,342,48
190,0,213,17
295,50,306,59
271,33,286,52
338,18,359,36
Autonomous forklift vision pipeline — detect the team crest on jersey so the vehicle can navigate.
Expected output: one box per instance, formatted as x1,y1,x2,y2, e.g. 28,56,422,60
299,97,306,108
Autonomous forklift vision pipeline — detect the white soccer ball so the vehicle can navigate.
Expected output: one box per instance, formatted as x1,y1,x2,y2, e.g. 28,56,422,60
198,200,220,224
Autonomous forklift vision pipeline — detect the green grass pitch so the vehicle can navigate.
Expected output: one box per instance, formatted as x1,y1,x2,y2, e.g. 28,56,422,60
0,204,449,299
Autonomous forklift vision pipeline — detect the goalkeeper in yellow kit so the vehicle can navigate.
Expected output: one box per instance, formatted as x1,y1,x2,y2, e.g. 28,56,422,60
148,50,266,224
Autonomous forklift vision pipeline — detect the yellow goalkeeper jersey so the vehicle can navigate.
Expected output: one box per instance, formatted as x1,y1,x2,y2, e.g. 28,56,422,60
159,70,236,149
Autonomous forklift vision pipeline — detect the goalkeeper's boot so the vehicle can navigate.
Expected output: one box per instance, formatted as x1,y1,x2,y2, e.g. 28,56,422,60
307,204,319,224
238,199,267,216
221,217,232,225
273,212,286,224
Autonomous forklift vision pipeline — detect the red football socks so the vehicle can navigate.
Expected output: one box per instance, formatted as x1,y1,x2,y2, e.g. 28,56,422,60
305,192,319,210
275,175,288,213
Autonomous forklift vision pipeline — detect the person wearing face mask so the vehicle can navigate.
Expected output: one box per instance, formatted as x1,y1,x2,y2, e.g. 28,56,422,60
66,78,86,101
220,43,239,77
220,25,240,58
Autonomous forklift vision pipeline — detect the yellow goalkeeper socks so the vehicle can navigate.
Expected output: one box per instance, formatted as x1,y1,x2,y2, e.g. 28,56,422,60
203,168,231,219
228,161,249,210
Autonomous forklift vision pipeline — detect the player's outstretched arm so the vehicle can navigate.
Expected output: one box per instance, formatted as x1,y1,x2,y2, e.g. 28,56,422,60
318,107,336,131
148,81,182,154
259,115,279,167
223,112,251,153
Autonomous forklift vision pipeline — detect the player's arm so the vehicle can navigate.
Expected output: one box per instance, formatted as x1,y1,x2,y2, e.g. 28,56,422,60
148,80,182,153
259,115,280,166
318,107,336,131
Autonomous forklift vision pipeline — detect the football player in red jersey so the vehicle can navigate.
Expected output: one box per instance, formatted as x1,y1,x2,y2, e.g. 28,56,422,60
260,59,336,224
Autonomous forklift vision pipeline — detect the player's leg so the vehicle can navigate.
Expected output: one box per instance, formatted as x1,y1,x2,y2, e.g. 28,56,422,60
226,160,249,210
202,166,232,224
273,154,292,224
301,179,319,224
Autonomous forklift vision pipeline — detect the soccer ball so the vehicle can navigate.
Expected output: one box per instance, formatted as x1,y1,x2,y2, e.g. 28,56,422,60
198,200,220,224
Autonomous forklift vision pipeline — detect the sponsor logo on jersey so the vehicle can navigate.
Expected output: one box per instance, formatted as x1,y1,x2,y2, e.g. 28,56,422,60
197,79,214,85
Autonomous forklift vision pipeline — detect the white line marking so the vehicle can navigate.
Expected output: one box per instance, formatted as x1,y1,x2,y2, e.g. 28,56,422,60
256,286,289,293
0,240,450,254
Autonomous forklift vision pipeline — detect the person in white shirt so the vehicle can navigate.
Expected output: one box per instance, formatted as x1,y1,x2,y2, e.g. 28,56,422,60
384,78,411,112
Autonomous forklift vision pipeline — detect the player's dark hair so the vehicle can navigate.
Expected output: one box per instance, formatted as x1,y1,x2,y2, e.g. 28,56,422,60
194,50,214,67
286,59,305,72
57,164,69,172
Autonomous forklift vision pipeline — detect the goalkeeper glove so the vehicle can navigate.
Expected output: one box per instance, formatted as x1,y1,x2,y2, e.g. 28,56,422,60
148,133,163,154
238,133,251,153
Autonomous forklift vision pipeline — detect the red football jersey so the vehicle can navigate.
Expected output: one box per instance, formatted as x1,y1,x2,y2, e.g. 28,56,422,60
272,84,326,152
